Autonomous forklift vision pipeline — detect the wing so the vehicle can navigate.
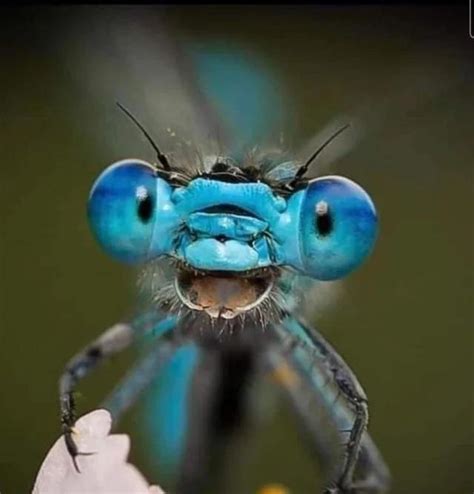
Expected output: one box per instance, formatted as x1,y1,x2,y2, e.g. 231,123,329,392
55,8,287,166
295,52,469,179
140,343,201,478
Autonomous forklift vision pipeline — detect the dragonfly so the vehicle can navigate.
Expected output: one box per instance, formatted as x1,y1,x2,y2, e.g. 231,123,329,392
58,10,391,494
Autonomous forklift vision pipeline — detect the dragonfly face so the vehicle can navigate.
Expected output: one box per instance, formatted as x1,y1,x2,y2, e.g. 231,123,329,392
88,155,378,323
59,18,393,491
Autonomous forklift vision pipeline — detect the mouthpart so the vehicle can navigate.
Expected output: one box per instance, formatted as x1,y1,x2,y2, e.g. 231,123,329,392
174,265,275,319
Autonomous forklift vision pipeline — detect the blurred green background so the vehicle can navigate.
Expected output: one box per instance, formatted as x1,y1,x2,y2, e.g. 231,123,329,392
0,6,472,494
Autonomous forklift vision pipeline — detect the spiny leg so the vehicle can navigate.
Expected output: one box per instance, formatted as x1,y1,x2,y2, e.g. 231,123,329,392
58,315,171,470
265,345,349,490
285,322,368,492
265,344,386,494
290,322,388,493
269,316,390,493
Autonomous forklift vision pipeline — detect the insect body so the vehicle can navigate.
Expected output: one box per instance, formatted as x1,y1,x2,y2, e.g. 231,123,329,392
59,145,390,493
58,14,389,492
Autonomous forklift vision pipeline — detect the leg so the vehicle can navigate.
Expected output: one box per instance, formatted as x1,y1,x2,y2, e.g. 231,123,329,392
269,315,390,493
265,347,343,489
58,315,173,470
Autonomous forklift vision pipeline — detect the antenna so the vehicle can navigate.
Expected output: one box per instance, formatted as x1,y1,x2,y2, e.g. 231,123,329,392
116,102,171,171
291,123,351,184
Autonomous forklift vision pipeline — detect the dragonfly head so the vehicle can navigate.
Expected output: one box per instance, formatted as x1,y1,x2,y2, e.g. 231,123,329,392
88,157,378,322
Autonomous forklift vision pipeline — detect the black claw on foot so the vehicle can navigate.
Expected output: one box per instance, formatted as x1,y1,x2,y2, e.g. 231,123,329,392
63,427,95,473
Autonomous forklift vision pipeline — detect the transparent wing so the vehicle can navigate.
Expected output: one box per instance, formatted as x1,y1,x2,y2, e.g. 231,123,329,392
295,53,470,178
55,8,286,166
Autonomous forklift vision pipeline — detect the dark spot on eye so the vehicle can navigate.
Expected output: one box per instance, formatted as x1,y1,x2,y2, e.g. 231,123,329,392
137,193,153,223
316,208,333,236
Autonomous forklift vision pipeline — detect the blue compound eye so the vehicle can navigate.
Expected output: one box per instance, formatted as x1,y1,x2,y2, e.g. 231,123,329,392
88,160,157,263
298,176,378,280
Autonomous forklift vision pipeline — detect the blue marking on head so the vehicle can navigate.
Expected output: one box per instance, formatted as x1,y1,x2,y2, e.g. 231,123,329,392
187,213,268,241
88,160,378,280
